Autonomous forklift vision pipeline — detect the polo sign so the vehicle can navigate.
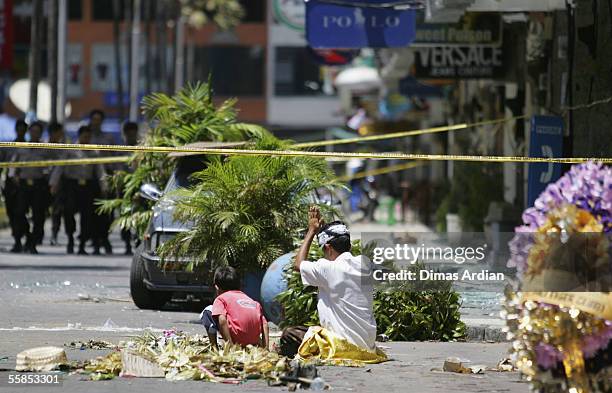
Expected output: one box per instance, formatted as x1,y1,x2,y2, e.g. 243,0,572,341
306,0,416,48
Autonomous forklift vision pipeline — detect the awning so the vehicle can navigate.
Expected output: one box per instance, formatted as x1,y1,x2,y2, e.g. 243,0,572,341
398,76,443,97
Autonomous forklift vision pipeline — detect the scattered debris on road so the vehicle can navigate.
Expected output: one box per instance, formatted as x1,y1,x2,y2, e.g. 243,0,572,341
441,357,485,374
15,346,68,372
65,340,115,350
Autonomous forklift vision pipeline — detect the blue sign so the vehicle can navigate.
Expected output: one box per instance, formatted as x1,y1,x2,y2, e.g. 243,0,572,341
306,0,416,48
527,115,564,207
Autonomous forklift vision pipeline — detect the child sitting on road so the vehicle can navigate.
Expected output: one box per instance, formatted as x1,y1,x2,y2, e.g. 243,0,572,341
200,266,269,350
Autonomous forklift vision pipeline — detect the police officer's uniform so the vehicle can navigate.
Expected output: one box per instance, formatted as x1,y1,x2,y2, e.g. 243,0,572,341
49,150,104,254
0,139,24,251
90,131,115,254
12,148,52,253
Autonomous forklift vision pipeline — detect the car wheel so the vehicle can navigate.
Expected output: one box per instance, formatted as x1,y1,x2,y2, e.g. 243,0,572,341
130,246,171,310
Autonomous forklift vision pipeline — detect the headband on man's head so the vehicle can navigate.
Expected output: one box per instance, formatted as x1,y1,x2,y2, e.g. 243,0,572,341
317,223,349,247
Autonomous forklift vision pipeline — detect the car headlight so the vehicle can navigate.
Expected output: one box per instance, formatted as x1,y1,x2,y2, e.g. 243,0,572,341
155,233,177,250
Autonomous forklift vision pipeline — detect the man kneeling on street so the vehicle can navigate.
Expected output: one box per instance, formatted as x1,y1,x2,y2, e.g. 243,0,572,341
280,206,379,358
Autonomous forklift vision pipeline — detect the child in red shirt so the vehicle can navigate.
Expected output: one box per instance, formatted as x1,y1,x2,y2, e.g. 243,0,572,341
200,266,269,349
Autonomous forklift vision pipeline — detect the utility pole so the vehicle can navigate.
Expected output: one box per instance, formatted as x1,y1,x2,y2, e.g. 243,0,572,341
112,0,124,119
27,0,43,121
48,0,58,123
57,0,67,123
174,14,185,92
129,0,141,121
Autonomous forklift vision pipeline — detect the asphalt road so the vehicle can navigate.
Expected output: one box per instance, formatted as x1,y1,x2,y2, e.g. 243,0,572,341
0,228,528,392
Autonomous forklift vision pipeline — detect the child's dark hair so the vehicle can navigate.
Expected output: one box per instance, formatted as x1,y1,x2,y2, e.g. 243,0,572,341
319,221,351,253
214,266,240,291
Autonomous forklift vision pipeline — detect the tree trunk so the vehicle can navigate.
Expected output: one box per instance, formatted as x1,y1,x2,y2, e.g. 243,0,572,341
569,0,612,157
125,0,133,101
144,0,152,95
157,2,167,93
129,0,141,121
48,0,58,123
57,0,67,123
174,14,185,92
168,5,176,93
112,0,125,119
28,0,43,119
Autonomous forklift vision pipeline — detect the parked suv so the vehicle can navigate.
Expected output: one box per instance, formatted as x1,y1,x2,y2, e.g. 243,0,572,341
129,142,342,310
129,143,243,309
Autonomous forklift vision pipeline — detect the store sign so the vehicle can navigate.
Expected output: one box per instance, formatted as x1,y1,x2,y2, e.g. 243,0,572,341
0,0,13,70
527,115,564,207
414,13,502,46
67,44,83,98
306,0,416,48
273,0,305,31
413,46,504,78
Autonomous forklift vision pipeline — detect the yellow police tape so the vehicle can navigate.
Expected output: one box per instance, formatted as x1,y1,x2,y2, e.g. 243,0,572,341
0,141,610,164
0,156,130,169
338,161,424,181
293,115,527,148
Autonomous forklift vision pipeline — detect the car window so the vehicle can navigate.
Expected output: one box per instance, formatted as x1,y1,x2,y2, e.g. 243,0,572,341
164,156,208,192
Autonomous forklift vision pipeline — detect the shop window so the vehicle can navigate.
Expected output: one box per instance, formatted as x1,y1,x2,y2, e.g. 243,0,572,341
192,46,264,96
275,47,331,96
239,0,265,23
92,0,124,20
68,0,82,20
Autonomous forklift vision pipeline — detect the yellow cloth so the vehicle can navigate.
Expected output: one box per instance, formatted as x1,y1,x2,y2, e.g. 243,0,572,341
297,326,388,366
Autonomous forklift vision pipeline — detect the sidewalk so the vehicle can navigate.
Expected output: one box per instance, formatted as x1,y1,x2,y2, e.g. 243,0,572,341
349,220,508,343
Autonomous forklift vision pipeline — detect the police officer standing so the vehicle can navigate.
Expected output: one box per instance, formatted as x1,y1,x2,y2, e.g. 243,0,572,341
12,122,51,254
49,125,104,254
1,119,28,252
89,109,115,255
47,123,66,246
119,121,139,255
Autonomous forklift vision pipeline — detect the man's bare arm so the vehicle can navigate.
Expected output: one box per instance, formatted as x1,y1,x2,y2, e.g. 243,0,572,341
261,317,270,350
217,315,233,345
294,206,323,271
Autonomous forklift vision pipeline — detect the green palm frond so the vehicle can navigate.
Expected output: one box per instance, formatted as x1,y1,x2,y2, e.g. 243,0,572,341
98,81,270,237
158,136,342,271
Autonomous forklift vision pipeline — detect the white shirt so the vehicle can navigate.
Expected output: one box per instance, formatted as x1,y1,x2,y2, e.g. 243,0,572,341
300,252,377,350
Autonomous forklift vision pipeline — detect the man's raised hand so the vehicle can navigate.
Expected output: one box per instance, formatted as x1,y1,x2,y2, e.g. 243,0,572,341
308,205,324,232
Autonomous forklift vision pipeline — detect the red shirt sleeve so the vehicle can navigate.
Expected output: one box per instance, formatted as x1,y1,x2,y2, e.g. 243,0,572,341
211,296,227,317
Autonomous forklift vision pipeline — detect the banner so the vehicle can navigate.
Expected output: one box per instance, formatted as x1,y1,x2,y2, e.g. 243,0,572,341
306,0,416,48
413,46,505,79
0,0,13,70
413,12,502,46
522,292,612,320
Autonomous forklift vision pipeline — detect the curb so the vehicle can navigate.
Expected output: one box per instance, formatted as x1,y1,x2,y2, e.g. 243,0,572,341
465,325,507,342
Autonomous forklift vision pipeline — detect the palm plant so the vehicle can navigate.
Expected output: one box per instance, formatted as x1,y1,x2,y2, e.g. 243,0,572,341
98,82,268,237
157,135,341,272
